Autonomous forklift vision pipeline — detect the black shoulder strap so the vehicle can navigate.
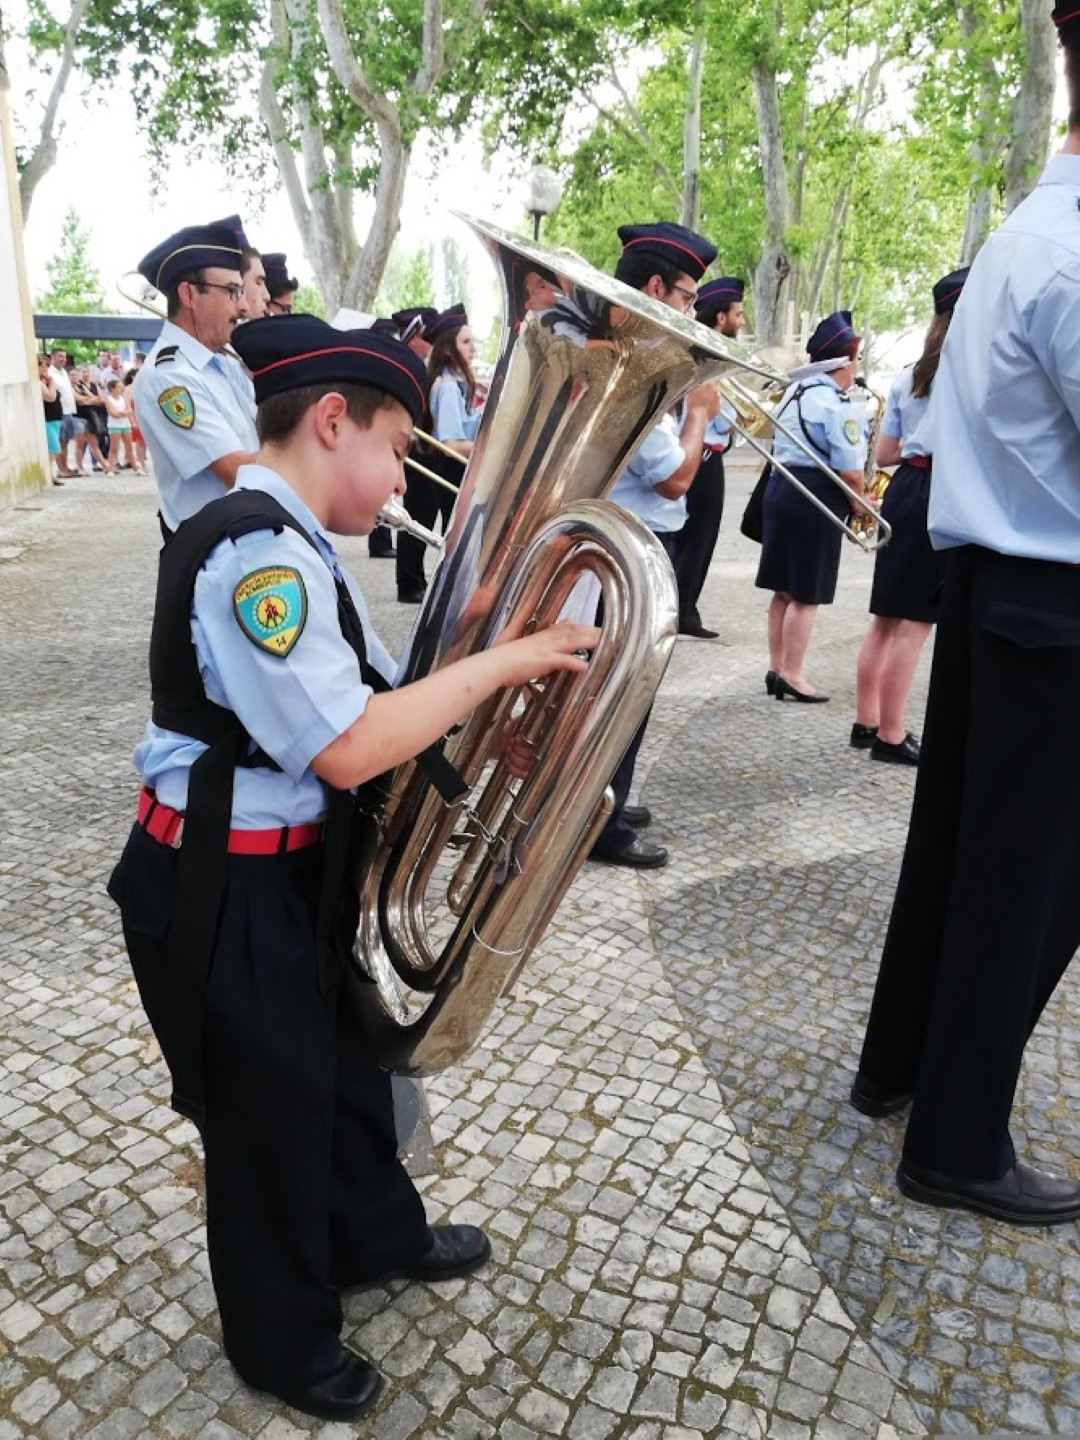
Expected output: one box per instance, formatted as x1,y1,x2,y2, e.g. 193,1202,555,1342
154,345,179,366
776,382,831,463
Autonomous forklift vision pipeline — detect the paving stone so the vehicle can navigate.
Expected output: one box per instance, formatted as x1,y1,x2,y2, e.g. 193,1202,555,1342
0,464,1073,1439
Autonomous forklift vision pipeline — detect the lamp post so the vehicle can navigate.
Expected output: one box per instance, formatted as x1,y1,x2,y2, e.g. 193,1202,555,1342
522,165,564,243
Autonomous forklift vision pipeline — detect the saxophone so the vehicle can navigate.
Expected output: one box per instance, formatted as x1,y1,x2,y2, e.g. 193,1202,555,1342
848,378,891,540
347,217,747,1076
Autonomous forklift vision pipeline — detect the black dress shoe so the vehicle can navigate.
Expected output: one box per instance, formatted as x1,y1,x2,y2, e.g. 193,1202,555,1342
766,669,778,695
589,835,669,868
849,723,879,750
678,621,719,639
774,676,830,703
268,1348,384,1422
368,546,396,559
346,1225,491,1289
397,588,427,604
622,804,651,828
849,1073,912,1117
871,733,919,765
897,1158,1080,1227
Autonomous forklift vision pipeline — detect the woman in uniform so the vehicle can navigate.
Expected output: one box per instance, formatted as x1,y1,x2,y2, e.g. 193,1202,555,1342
757,311,867,701
851,269,969,764
396,303,481,603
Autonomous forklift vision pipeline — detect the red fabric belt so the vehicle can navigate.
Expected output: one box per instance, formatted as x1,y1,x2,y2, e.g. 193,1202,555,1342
136,786,323,855
905,455,931,470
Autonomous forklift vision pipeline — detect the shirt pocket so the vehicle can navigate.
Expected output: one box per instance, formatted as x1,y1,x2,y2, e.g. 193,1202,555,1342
107,824,177,939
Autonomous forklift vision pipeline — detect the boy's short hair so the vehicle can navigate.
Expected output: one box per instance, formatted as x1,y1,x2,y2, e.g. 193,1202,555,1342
255,382,400,445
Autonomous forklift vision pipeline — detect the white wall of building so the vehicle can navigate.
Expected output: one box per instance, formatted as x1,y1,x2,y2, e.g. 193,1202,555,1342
0,62,50,507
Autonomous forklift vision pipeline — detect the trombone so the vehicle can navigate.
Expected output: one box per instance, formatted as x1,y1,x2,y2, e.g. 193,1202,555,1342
117,271,465,497
716,359,892,553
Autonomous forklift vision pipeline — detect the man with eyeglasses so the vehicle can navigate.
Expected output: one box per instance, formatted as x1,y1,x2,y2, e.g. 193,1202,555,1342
263,253,300,316
589,221,721,869
134,221,260,535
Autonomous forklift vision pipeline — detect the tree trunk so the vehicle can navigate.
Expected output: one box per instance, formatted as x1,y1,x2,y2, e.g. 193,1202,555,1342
18,0,92,221
1004,0,1056,213
681,9,706,231
957,1,1001,263
750,55,791,345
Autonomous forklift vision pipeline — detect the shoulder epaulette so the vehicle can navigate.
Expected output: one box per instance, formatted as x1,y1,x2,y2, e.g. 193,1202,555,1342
155,346,179,367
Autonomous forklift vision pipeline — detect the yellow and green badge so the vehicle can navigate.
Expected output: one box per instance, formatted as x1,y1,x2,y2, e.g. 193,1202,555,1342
158,385,196,429
233,567,308,657
843,418,860,446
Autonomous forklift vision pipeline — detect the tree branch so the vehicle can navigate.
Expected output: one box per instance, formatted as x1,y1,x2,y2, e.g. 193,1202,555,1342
18,0,92,220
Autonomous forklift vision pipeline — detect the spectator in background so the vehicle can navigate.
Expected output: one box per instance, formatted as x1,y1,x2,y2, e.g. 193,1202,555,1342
48,348,88,475
124,367,148,474
73,364,113,474
105,379,142,473
39,354,65,484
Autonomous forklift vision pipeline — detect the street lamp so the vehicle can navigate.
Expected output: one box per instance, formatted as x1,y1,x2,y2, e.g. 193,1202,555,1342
522,165,564,243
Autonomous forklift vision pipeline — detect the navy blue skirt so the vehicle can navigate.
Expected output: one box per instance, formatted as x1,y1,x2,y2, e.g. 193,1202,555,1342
870,462,946,623
755,464,849,605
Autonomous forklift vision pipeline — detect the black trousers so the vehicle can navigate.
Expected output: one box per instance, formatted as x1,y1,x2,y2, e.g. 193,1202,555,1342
109,826,429,1388
396,460,457,596
596,528,680,851
675,450,725,628
857,545,1080,1179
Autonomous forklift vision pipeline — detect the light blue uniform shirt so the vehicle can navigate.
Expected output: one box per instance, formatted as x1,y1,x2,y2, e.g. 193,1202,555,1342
881,366,930,460
430,371,481,443
135,320,258,531
705,395,736,452
134,466,394,827
922,153,1080,560
771,376,866,472
607,414,686,533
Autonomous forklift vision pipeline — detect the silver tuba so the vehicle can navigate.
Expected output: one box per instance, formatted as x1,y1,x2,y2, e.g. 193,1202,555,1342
348,217,752,1075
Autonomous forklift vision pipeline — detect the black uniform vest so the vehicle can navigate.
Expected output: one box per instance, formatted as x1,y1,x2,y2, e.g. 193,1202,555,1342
150,491,393,1120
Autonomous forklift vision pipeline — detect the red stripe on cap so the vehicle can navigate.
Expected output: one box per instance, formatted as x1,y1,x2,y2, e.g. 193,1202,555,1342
250,345,425,408
622,235,708,271
936,283,964,304
809,325,856,358
1055,6,1080,21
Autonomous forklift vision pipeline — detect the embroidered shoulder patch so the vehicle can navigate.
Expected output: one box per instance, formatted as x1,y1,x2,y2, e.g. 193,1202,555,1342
158,385,195,429
233,567,308,657
843,418,860,446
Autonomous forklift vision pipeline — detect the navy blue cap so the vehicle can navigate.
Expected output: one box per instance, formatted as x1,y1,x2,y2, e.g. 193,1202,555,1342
229,314,428,421
616,222,717,281
137,224,244,293
424,303,469,342
806,310,859,361
207,214,250,249
263,253,298,295
371,317,402,336
1053,3,1080,24
933,267,970,315
696,276,744,309
392,306,438,332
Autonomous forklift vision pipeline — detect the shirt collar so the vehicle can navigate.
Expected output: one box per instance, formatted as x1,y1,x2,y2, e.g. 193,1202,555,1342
234,465,339,567
160,319,223,374
1037,152,1080,188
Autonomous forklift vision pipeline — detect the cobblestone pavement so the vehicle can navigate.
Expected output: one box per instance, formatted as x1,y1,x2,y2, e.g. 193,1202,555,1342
0,461,1076,1439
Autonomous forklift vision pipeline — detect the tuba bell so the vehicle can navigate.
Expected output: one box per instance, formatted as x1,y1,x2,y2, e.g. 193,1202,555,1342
347,216,747,1075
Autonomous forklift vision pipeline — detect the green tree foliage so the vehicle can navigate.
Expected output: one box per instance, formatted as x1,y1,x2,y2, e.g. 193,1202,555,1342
33,207,107,359
375,244,436,315
291,282,327,318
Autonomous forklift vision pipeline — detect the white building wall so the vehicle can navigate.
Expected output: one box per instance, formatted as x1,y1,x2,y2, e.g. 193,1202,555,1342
0,63,50,507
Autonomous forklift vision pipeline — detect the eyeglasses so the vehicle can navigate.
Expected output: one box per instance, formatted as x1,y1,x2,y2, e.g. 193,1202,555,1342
194,281,244,303
670,283,698,312
267,300,293,315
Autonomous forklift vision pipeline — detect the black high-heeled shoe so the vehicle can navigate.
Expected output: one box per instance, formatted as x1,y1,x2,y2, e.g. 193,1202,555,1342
774,676,830,704
766,670,778,696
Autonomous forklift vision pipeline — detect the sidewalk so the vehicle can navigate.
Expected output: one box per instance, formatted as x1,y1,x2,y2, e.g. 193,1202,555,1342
0,463,1076,1438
